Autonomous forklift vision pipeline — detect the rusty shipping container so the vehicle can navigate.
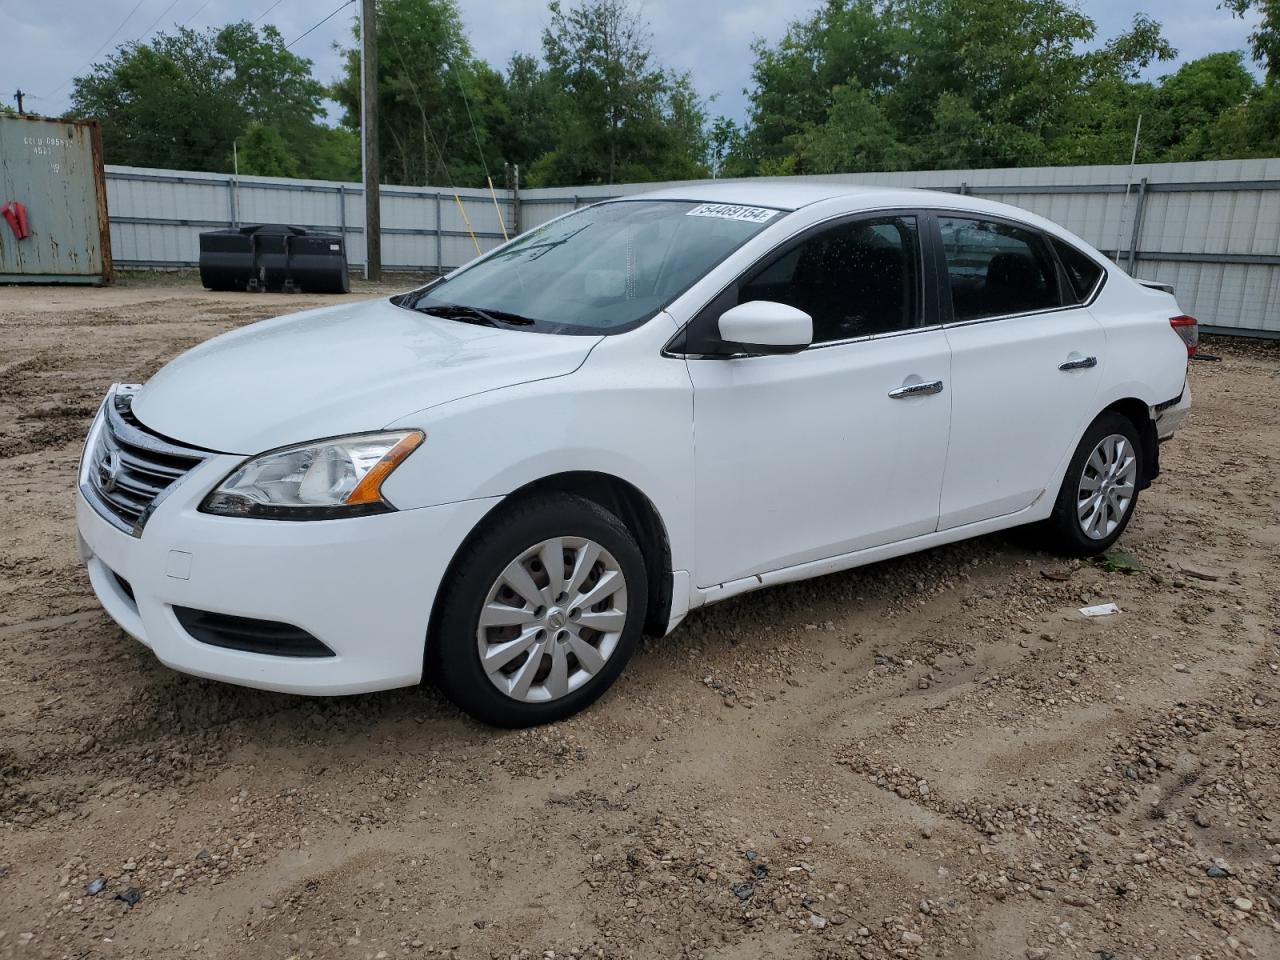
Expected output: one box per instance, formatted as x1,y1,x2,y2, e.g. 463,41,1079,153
0,114,112,284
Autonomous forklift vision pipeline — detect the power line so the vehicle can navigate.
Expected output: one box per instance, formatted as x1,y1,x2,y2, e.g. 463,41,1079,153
385,26,455,186
286,0,354,50
253,0,289,24
454,66,491,181
383,23,489,248
451,62,509,239
136,0,186,42
44,0,148,98
182,0,214,26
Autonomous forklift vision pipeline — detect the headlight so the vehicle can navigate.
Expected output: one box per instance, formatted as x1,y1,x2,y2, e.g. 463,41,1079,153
200,431,424,520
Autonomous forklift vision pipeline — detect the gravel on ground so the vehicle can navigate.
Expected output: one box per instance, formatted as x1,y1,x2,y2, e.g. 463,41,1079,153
1,280,1277,959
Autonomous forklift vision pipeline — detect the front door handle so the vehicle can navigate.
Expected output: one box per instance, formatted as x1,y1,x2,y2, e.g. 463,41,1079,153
1059,355,1098,371
888,379,944,399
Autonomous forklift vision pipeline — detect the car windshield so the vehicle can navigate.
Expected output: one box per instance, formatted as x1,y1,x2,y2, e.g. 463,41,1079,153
394,199,783,334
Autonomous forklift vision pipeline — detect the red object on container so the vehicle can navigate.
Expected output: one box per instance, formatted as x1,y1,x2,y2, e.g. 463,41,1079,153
2,201,31,240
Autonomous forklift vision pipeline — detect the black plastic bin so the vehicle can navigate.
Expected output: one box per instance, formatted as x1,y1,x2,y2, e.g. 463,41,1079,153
197,228,255,291
199,224,350,294
287,232,352,293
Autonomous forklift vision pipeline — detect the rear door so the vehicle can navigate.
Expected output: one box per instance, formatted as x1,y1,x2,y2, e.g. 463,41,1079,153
932,214,1105,529
685,212,952,588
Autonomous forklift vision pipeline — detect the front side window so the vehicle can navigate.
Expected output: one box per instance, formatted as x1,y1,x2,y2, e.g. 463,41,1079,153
938,217,1063,322
738,216,921,343
396,200,780,335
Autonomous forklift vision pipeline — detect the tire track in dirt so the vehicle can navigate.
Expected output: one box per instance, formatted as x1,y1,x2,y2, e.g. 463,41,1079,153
0,287,1277,959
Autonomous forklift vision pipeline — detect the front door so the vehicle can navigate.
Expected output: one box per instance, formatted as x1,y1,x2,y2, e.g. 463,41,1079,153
685,214,952,589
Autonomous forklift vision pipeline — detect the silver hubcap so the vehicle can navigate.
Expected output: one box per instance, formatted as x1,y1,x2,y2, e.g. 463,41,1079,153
476,537,628,703
1077,433,1137,540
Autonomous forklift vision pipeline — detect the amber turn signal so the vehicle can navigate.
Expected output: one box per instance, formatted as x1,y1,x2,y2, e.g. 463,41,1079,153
345,431,426,505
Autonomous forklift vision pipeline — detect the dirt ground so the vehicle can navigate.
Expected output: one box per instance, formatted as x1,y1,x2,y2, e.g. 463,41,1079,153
0,277,1277,960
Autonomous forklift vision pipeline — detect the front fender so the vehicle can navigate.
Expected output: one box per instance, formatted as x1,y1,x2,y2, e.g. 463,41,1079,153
378,345,696,581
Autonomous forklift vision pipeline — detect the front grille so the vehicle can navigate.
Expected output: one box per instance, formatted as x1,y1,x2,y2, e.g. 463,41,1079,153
172,607,335,658
83,387,211,536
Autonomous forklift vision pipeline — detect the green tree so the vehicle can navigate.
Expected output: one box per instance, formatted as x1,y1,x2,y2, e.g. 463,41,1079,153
236,122,300,177
71,29,243,171
732,0,1178,174
492,53,559,180
70,22,330,176
708,116,742,178
533,0,710,185
1215,1,1280,156
1152,52,1259,160
662,74,713,180
215,22,331,169
307,127,362,182
1223,0,1280,81
788,83,909,174
735,0,904,174
892,3,1172,167
1040,75,1156,166
1207,84,1280,156
332,0,505,186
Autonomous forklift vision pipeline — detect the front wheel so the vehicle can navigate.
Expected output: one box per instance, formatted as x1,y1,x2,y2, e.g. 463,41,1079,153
1040,412,1143,556
431,493,648,727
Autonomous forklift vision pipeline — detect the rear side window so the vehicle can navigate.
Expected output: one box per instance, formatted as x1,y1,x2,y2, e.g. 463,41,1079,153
938,217,1064,322
1051,237,1105,302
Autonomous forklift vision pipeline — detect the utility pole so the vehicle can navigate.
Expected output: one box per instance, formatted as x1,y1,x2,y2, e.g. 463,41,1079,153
360,0,381,281
14,89,25,113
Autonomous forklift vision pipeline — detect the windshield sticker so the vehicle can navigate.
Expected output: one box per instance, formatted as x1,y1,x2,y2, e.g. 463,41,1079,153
685,203,779,224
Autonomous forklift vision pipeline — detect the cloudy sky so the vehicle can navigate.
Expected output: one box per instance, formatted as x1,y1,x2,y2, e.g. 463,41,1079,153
2,0,1263,124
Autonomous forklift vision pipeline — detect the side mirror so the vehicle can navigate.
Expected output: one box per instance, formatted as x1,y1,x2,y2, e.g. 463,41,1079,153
716,301,812,356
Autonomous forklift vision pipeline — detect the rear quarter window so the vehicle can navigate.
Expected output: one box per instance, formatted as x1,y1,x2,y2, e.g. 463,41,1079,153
1051,237,1106,302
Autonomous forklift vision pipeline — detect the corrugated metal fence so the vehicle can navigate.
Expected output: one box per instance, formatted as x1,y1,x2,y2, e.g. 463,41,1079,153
106,165,515,275
106,159,1280,337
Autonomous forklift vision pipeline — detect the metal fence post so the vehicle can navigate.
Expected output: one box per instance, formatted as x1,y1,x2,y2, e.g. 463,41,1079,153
359,185,369,278
511,163,521,235
1127,177,1148,273
434,192,443,276
338,184,346,257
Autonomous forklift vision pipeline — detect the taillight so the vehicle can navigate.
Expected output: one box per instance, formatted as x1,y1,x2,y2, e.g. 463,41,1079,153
1170,314,1198,358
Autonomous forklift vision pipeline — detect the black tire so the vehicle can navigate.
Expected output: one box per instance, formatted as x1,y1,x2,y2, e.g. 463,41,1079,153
430,492,648,727
1040,411,1144,557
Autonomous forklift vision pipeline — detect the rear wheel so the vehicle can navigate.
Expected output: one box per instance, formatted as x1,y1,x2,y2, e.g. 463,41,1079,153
1040,412,1143,556
431,493,647,727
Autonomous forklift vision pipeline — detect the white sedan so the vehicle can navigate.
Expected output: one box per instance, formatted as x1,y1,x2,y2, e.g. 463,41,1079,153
76,183,1193,726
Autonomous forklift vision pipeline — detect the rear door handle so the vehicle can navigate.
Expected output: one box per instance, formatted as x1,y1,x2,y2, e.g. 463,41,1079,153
1058,355,1098,371
888,379,944,399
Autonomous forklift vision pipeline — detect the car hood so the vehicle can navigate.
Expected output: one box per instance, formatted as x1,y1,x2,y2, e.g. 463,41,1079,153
132,297,600,453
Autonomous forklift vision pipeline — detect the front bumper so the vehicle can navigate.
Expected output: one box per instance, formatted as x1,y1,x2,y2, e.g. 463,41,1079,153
76,454,499,695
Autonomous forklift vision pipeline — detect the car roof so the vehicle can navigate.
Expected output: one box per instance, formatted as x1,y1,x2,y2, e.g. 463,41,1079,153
616,180,942,211
609,179,1097,255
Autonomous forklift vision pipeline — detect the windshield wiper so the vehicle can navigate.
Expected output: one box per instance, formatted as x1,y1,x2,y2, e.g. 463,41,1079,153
415,302,537,327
